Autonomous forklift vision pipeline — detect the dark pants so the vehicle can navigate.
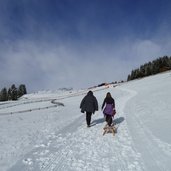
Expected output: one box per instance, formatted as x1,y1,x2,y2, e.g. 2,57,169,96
86,112,92,126
105,115,113,126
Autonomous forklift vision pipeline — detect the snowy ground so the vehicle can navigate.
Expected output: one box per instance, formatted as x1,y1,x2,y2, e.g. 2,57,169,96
0,71,171,171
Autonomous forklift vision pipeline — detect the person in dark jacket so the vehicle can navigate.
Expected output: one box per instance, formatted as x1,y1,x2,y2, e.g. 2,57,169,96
80,91,98,127
102,92,115,126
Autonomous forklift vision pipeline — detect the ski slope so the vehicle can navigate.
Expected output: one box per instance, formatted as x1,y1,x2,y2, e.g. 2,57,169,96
0,71,171,171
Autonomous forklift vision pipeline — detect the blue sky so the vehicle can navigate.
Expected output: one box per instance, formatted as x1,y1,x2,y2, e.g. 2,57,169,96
1,0,171,92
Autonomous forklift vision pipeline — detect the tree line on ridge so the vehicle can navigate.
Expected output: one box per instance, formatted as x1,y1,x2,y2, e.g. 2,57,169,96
127,56,171,81
0,84,27,101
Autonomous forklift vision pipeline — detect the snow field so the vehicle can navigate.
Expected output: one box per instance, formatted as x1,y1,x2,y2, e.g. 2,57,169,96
0,71,171,171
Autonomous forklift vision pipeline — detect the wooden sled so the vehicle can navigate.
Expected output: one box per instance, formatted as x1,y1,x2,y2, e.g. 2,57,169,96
103,124,116,136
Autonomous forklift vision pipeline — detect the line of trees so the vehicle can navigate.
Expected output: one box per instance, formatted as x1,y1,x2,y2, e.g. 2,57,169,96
127,56,171,81
0,84,27,101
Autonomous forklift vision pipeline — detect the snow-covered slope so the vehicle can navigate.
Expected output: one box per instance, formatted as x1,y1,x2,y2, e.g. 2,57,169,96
0,71,171,171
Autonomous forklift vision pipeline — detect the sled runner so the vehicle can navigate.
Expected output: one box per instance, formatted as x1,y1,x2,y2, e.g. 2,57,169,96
103,124,116,136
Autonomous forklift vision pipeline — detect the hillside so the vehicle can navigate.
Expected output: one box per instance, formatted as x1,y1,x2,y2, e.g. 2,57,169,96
0,71,171,171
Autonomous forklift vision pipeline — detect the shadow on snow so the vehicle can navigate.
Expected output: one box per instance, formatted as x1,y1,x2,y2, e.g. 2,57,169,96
113,116,125,133
91,116,125,129
92,117,105,125
114,116,125,125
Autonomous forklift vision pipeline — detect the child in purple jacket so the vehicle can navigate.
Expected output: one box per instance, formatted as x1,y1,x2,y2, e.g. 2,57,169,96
102,92,115,126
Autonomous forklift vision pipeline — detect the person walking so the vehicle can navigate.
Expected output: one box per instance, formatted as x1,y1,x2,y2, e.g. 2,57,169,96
102,92,115,126
80,91,98,127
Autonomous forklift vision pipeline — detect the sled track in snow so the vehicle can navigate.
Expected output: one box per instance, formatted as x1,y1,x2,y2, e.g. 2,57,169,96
128,110,171,171
0,87,109,116
37,115,85,171
121,87,171,171
8,115,85,171
0,99,64,116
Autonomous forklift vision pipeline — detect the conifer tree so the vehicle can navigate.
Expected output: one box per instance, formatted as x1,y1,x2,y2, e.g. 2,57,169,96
18,84,27,98
11,84,18,100
8,88,12,100
0,87,8,101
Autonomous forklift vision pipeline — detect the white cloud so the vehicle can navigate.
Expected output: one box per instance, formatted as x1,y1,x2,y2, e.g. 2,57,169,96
1,33,171,92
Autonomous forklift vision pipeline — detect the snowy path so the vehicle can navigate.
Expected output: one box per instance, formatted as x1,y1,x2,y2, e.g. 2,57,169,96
8,87,145,171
